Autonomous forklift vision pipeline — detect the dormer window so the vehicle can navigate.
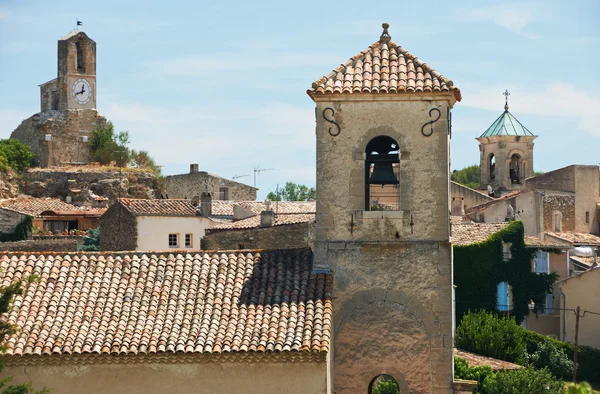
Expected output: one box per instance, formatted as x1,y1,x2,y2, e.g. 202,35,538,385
365,136,400,211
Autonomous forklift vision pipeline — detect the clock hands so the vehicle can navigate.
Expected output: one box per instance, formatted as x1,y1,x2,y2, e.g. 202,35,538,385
75,85,86,96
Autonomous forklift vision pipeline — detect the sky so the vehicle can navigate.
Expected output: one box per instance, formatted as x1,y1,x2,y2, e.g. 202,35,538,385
0,0,599,199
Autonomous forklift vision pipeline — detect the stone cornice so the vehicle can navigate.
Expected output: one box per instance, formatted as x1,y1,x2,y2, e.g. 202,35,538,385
3,351,328,367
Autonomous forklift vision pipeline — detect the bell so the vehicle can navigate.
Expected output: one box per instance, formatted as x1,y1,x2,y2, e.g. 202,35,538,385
369,161,399,185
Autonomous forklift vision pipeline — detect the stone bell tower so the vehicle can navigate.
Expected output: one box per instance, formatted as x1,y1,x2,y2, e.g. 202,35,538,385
308,24,460,393
477,91,537,196
11,29,106,167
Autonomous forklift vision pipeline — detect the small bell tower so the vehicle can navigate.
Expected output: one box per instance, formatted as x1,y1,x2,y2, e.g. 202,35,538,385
308,23,460,393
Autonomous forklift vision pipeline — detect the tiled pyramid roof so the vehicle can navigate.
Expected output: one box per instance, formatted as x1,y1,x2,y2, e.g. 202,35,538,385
308,23,461,101
118,198,197,216
478,110,536,138
1,249,332,357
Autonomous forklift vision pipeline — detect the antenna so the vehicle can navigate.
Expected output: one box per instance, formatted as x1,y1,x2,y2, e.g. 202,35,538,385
232,174,250,180
253,166,274,188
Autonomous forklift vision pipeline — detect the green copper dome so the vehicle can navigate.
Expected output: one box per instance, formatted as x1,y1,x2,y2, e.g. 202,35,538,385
479,110,536,138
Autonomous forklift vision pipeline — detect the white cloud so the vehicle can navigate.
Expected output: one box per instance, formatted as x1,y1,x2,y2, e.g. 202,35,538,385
455,2,539,39
460,82,600,136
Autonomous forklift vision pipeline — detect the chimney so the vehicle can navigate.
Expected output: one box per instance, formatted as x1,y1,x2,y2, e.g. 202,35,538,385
260,210,275,227
190,163,199,173
200,192,212,217
191,195,200,207
451,197,465,216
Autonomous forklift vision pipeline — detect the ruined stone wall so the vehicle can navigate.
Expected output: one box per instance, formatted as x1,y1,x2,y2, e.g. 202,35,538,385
313,96,455,393
543,193,575,233
40,80,58,112
450,181,493,215
165,172,256,201
0,209,29,235
10,109,106,167
202,223,309,250
0,237,82,252
99,204,137,251
22,169,157,204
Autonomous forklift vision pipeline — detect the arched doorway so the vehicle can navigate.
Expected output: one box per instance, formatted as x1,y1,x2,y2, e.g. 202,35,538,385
369,374,400,394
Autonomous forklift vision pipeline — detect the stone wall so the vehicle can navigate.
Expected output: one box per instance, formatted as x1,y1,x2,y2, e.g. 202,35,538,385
0,209,29,236
40,79,58,112
543,193,575,232
0,237,82,252
202,223,310,250
22,168,158,204
99,204,137,251
526,166,575,193
450,181,493,215
10,109,106,167
165,171,256,201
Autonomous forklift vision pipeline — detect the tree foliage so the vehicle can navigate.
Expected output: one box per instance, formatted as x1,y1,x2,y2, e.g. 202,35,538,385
90,123,130,166
371,375,399,394
454,357,494,393
528,340,573,379
129,150,161,175
455,310,527,365
0,139,34,172
480,367,564,394
0,280,49,393
266,182,315,201
451,165,481,190
78,227,100,251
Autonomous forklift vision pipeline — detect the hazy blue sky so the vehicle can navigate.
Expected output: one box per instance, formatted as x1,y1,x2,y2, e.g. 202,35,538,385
1,0,598,199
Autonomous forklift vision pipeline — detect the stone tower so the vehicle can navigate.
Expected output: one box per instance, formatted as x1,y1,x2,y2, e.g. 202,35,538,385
307,24,460,393
477,95,537,195
11,30,106,167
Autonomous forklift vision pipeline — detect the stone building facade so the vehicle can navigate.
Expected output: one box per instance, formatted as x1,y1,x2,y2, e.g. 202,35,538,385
11,30,107,167
308,24,460,393
165,164,257,201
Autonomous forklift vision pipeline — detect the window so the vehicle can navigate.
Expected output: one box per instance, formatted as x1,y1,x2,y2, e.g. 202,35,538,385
586,211,590,224
168,233,179,248
533,251,549,274
237,243,245,250
502,242,512,261
365,136,400,211
553,211,563,232
219,187,229,200
497,281,511,311
541,293,553,314
185,233,192,248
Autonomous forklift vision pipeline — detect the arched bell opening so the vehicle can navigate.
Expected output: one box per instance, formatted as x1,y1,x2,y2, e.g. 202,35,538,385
509,154,521,184
489,153,496,180
365,136,400,211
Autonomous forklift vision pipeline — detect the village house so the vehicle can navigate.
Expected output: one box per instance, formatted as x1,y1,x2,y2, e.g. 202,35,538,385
165,164,257,201
0,23,476,393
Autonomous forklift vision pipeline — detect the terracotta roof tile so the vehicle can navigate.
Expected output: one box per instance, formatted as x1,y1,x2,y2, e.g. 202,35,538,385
524,236,571,248
546,232,600,246
454,349,522,371
452,222,508,246
0,249,332,357
212,213,315,231
569,255,596,269
210,201,316,217
308,24,460,101
118,199,197,216
0,196,83,217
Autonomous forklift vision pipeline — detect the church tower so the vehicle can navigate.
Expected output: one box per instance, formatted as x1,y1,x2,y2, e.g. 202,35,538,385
477,92,537,195
11,29,106,167
308,24,460,393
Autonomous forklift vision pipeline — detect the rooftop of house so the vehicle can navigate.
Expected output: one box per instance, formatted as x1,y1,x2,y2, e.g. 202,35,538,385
0,249,332,358
210,201,316,217
117,198,198,217
524,236,571,249
454,349,522,371
307,23,461,101
478,109,536,138
0,196,99,217
211,213,316,231
452,222,508,246
569,255,597,269
546,232,600,246
465,190,524,213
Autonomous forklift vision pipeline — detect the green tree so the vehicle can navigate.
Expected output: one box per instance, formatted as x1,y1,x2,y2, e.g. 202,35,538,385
0,139,34,172
528,340,573,379
371,376,399,394
452,165,481,190
454,357,493,393
266,182,316,201
455,310,527,365
0,280,49,393
129,150,161,174
481,367,564,394
78,227,100,251
90,122,130,165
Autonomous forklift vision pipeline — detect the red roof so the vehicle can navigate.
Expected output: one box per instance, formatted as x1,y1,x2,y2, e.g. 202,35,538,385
118,198,197,216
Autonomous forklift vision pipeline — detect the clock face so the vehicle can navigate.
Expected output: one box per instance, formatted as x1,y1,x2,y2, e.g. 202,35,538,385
72,79,92,105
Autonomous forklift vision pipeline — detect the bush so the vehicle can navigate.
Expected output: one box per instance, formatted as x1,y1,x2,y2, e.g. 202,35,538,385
481,367,564,394
454,357,493,393
78,227,100,251
371,376,399,394
0,139,34,172
528,340,573,379
90,123,130,165
566,382,593,394
456,310,527,364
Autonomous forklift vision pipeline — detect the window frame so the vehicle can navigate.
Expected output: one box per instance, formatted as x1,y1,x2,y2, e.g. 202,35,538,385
168,233,179,248
185,233,193,248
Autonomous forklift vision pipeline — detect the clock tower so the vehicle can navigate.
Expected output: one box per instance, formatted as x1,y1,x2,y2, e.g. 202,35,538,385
11,29,106,167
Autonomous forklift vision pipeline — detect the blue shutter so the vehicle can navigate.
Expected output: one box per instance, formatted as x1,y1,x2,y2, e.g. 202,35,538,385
497,282,509,311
